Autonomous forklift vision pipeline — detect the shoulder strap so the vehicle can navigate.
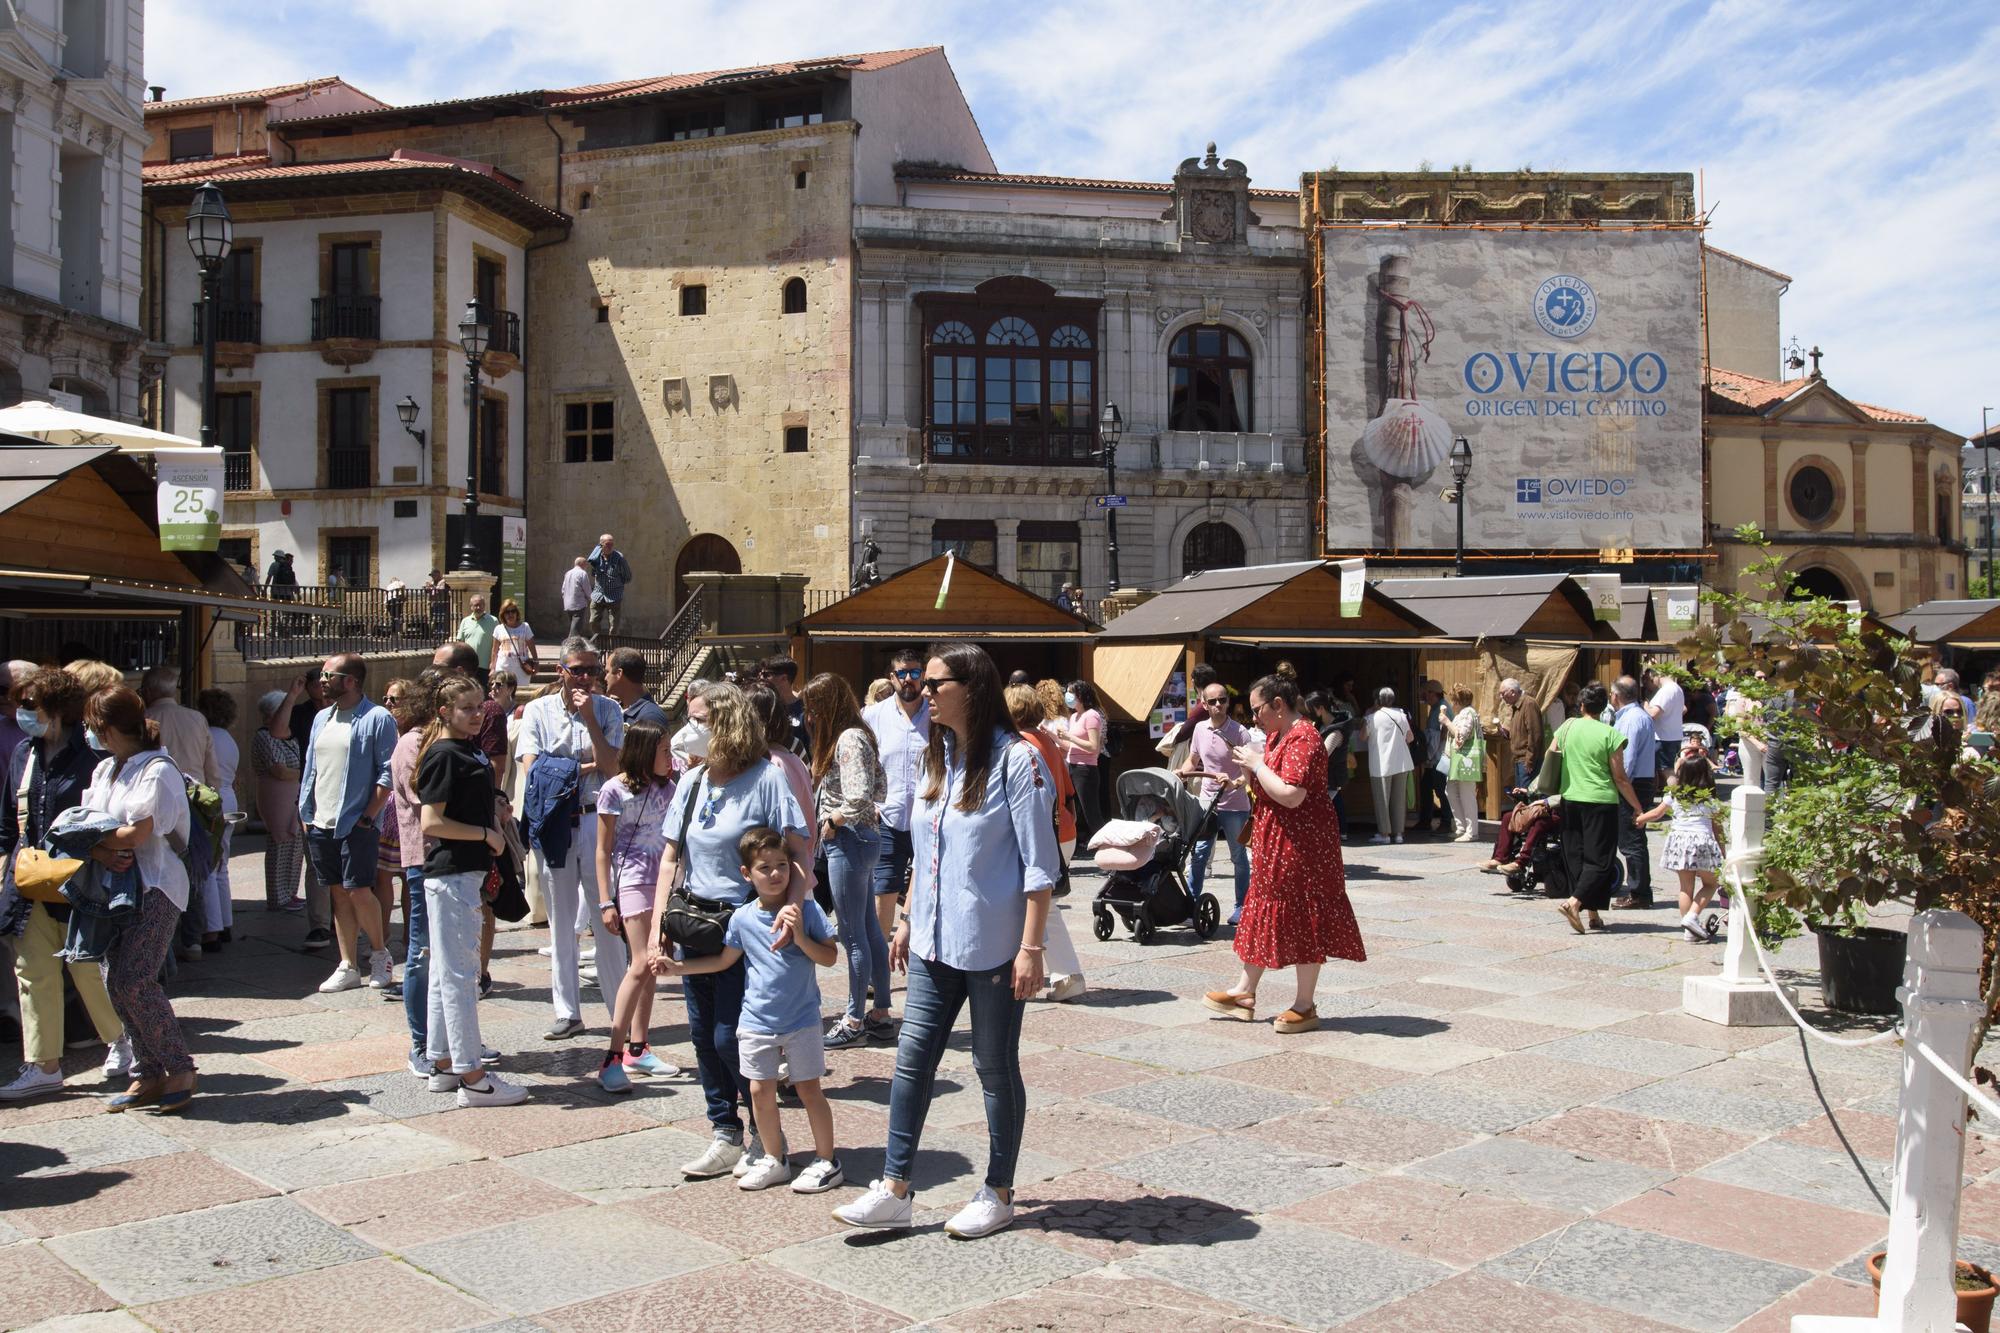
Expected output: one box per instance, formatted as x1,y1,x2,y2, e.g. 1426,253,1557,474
666,770,703,858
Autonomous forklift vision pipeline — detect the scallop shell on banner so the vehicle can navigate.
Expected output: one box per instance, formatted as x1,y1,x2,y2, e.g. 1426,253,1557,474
1361,399,1451,478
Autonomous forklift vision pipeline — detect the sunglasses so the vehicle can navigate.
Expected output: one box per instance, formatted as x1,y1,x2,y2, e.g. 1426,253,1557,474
562,663,603,677
316,670,352,683
1202,696,1228,707
893,668,922,680
920,675,963,694
699,784,726,829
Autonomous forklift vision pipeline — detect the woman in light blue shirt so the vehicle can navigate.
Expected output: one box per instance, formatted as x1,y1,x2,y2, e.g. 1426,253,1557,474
834,642,1059,1241
652,681,810,1180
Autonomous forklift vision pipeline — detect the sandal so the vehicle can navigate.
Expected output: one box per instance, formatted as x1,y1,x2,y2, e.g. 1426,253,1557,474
1556,901,1585,935
1274,1006,1320,1034
1202,990,1256,1021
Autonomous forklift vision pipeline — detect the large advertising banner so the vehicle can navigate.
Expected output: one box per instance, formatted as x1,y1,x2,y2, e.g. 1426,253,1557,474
1320,228,1703,553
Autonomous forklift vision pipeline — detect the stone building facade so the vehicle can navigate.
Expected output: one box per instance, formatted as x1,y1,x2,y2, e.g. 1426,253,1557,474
0,0,146,416
1707,365,1965,615
853,149,1311,602
258,47,991,628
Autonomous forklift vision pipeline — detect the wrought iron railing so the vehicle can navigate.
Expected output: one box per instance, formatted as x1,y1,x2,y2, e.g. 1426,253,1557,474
655,586,707,697
193,300,262,344
222,451,253,492
803,586,848,614
475,304,521,357
326,449,370,489
311,294,381,340
236,584,476,661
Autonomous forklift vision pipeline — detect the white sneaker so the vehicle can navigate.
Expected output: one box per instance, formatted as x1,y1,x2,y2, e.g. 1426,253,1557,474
318,962,363,993
791,1156,845,1194
1392,835,1405,844
1369,834,1390,845
103,1035,135,1079
0,1063,63,1100
367,949,393,990
428,1067,459,1092
1048,974,1087,1003
737,1154,793,1190
580,946,596,963
456,1073,528,1107
733,1129,784,1177
945,1184,1015,1239
682,1136,744,1179
537,944,556,957
834,1178,914,1229
1683,912,1708,942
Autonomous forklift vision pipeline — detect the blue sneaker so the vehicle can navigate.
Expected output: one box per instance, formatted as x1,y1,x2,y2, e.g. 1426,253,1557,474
597,1056,632,1095
621,1046,678,1077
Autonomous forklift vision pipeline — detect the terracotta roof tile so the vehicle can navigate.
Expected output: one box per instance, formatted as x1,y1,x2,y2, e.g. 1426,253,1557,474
140,151,563,226
896,165,1298,201
1706,367,1928,425
143,77,383,115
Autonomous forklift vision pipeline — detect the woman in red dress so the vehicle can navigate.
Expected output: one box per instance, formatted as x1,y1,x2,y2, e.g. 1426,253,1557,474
1202,673,1365,1034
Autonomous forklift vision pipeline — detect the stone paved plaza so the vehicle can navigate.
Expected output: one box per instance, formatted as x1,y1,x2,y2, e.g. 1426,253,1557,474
1,834,1970,1331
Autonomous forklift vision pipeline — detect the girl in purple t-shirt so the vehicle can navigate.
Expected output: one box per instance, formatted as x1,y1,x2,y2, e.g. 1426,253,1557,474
591,722,679,1092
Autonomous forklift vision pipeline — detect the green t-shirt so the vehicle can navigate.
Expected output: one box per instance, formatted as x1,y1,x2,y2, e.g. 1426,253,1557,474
1554,717,1625,805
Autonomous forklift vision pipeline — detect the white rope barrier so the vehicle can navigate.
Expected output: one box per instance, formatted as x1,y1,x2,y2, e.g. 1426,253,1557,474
1722,852,1906,1049
1909,1036,2000,1127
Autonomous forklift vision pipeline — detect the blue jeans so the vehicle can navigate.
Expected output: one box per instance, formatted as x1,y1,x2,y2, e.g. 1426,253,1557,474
1190,808,1252,908
401,870,426,1058
683,958,750,1136
871,826,913,900
886,953,1026,1190
829,824,887,1022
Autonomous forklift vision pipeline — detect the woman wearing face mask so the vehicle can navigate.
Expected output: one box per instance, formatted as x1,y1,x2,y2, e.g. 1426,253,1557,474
1050,680,1105,846
0,668,132,1100
79,686,198,1112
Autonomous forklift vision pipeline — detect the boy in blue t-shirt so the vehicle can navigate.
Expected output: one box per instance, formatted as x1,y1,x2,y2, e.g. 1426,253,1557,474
665,825,841,1192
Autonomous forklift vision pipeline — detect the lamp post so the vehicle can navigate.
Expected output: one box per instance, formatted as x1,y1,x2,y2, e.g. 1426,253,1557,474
456,299,489,571
1097,403,1123,593
397,394,426,486
1448,435,1473,577
1984,406,1994,595
183,183,233,448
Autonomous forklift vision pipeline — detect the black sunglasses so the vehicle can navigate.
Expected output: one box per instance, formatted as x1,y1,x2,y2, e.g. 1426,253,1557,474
562,662,603,677
893,668,922,680
920,675,963,694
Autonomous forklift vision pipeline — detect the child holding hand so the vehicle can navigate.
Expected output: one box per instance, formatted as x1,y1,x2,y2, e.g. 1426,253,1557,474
659,825,842,1192
1634,752,1725,942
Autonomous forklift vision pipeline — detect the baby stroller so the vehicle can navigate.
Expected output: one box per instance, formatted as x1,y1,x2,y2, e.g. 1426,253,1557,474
1090,768,1223,943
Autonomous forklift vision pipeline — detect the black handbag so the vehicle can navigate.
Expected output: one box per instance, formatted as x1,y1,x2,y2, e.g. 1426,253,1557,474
659,775,732,956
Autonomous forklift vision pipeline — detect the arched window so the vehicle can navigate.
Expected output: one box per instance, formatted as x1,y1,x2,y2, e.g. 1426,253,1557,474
922,297,1098,466
781,277,807,314
1182,521,1247,576
985,316,1038,346
1168,324,1252,431
1787,567,1850,602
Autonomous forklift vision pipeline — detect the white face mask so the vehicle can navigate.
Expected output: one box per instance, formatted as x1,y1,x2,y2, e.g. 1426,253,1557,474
674,717,710,760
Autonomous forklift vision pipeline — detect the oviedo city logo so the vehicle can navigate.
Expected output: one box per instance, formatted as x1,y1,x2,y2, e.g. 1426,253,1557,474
1533,274,1597,339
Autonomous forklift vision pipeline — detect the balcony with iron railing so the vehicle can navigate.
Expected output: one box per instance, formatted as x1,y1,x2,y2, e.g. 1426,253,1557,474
222,450,253,492
311,295,381,341
326,449,370,490
192,300,262,345
236,584,475,661
475,303,521,358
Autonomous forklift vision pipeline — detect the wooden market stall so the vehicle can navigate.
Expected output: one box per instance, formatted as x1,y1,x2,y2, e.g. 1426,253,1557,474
1882,598,2000,679
0,440,281,691
1093,560,1447,829
791,553,1098,688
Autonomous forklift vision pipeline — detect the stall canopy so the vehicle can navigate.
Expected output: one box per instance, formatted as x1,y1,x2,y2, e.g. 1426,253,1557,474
0,401,202,453
1092,561,1444,719
1883,599,2000,650
1372,573,1609,641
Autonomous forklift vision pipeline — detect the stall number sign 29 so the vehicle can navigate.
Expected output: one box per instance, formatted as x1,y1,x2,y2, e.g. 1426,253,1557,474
156,451,223,552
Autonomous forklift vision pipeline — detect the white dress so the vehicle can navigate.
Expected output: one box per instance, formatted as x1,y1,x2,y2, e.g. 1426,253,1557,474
493,621,537,686
1661,793,1723,872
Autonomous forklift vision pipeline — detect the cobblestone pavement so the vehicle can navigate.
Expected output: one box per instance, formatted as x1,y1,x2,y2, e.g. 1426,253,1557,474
0,833,1956,1331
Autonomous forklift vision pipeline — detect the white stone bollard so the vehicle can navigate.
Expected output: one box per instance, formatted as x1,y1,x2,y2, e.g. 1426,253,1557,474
1684,782,1797,1025
1793,908,1985,1333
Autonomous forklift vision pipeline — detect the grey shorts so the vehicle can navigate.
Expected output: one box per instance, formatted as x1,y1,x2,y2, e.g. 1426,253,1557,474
738,1024,825,1084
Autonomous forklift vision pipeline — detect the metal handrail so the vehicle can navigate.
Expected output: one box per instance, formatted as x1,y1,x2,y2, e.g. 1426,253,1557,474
237,584,474,661
655,586,707,696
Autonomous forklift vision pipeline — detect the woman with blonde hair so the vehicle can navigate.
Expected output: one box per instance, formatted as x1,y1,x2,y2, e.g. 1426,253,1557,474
1444,685,1484,841
64,659,124,695
864,677,894,706
651,680,812,1178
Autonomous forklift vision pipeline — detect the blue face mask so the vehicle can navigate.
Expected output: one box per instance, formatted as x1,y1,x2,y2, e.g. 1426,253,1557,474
84,726,108,752
1064,692,1078,710
15,708,46,739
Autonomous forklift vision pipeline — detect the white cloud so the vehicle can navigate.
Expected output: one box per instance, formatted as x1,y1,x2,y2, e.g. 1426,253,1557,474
144,0,2000,436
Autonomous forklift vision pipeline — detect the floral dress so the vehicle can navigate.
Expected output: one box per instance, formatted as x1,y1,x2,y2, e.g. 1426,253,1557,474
1662,791,1724,872
1236,717,1366,968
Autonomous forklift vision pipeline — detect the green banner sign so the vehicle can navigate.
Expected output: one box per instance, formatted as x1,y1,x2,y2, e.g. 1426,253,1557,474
155,449,222,552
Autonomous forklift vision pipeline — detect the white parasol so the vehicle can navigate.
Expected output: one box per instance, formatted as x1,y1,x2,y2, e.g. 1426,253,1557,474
0,400,204,453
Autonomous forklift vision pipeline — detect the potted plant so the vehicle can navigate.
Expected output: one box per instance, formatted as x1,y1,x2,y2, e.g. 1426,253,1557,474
1681,527,2000,1037
1865,1251,1999,1333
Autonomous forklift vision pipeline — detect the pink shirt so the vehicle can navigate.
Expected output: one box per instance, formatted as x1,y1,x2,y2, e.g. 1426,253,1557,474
769,749,818,860
389,729,428,870
1062,708,1105,766
1188,717,1251,812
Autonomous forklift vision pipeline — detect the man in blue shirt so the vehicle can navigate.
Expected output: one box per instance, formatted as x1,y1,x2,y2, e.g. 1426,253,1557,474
586,533,632,641
299,653,401,991
1610,675,1660,909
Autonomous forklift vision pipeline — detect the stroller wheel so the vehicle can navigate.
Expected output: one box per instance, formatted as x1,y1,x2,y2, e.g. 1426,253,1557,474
1703,910,1723,939
1505,869,1528,894
1132,908,1156,944
1092,908,1113,942
1192,893,1221,940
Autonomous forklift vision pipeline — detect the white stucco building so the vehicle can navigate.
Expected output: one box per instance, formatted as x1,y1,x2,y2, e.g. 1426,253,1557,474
145,138,564,593
0,0,145,414
852,147,1311,603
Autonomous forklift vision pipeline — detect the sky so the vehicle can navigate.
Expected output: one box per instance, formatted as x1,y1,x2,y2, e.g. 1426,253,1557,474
147,0,2000,441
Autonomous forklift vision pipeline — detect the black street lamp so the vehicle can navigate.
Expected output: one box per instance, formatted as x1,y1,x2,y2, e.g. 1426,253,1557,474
455,299,489,571
1097,402,1123,592
184,183,233,449
1448,435,1473,577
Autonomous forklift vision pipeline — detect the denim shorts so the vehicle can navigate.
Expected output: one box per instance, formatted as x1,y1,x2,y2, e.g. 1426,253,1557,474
306,821,381,890
738,1024,825,1083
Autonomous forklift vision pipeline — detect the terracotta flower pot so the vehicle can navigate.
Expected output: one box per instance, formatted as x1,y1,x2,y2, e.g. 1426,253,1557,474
1865,1251,1999,1333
